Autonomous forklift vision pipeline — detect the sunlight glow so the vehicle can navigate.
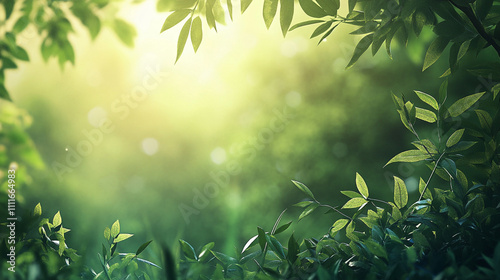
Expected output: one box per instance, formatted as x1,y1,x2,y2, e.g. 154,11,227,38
142,138,159,156
87,107,108,128
210,147,227,165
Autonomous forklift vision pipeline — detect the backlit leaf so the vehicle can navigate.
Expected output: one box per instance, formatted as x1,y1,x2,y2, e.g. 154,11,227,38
161,9,191,33
355,172,369,198
280,0,294,36
292,180,315,200
179,239,197,260
190,16,203,52
298,0,327,18
342,197,368,209
263,0,279,29
423,36,449,71
346,34,373,69
330,219,349,237
299,203,319,220
414,90,438,110
385,150,430,166
446,129,465,148
393,176,408,209
176,18,192,62
447,92,484,118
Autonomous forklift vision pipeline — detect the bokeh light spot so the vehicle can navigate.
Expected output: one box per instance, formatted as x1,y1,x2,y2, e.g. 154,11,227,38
210,147,227,165
87,107,108,128
142,138,159,156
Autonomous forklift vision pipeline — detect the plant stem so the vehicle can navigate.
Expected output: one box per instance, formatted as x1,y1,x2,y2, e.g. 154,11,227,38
449,0,500,57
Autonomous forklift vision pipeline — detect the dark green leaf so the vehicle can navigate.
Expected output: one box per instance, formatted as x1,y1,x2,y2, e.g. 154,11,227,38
274,220,292,235
423,36,449,71
266,235,286,259
447,92,484,118
179,239,197,260
136,240,153,256
346,34,374,69
475,109,492,131
176,18,192,63
211,250,237,265
0,84,11,101
298,0,327,18
263,0,279,29
316,0,339,15
257,227,266,250
393,176,408,209
287,234,299,263
280,0,294,36
3,0,14,20
160,9,192,33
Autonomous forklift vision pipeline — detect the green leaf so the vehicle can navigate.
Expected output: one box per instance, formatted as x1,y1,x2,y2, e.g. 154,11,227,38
136,240,153,256
342,197,368,209
292,180,315,200
412,139,438,155
475,109,492,131
385,150,430,166
446,129,465,148
190,16,203,52
274,220,292,234
330,219,349,237
227,0,233,20
13,15,30,34
161,9,191,33
416,107,437,123
104,227,111,241
310,21,332,38
299,203,319,220
257,227,266,250
447,92,484,118
0,84,11,101
447,141,476,153
114,233,133,243
176,18,192,63
316,0,339,15
263,0,279,29
355,172,369,198
346,34,374,69
423,36,449,71
53,211,62,227
439,79,448,105
206,0,216,29
287,234,299,263
418,177,432,199
3,0,14,19
341,190,363,199
111,220,120,238
34,203,42,216
266,235,286,259
393,176,408,209
293,200,314,207
198,242,215,261
440,158,457,178
414,90,438,110
113,19,137,47
241,0,253,13
365,240,387,259
211,250,237,265
298,0,327,18
179,239,197,260
280,0,294,36
289,19,323,31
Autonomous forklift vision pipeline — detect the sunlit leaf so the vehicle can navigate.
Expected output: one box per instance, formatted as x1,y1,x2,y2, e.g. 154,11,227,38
330,219,349,237
447,92,484,118
111,220,120,238
446,129,465,148
113,18,137,48
475,109,492,131
299,203,319,220
418,177,432,199
293,200,314,207
242,235,258,253
423,36,449,71
114,233,133,243
414,90,438,110
341,190,363,199
241,0,253,13
416,107,437,123
393,176,408,209
190,16,203,52
53,211,62,227
355,172,369,198
33,203,42,216
104,227,111,241
385,150,430,166
263,0,279,29
0,84,11,101
280,0,294,36
176,18,192,63
316,0,339,15
310,20,332,38
161,9,192,33
198,242,214,261
292,180,315,200
342,197,368,209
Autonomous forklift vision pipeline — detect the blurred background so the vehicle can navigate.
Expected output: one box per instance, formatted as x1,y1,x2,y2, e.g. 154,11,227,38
2,0,486,269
